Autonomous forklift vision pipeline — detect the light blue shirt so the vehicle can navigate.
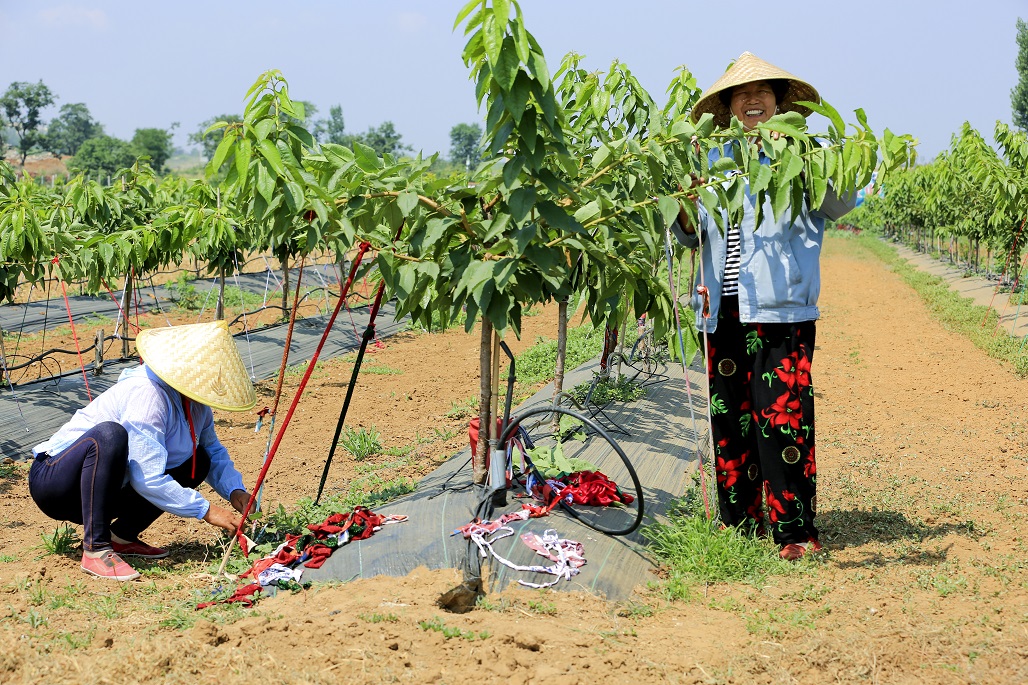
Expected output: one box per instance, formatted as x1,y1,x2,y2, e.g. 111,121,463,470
33,365,246,520
672,146,848,333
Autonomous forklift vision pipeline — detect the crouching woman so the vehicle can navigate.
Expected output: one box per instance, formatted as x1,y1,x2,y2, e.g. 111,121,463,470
28,321,257,581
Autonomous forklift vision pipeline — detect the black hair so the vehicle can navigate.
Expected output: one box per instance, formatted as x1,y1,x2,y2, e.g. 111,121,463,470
718,78,790,108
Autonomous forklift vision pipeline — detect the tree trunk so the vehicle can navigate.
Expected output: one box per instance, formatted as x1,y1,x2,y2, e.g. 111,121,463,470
473,318,493,485
281,255,290,315
216,265,226,321
120,274,133,359
552,299,568,400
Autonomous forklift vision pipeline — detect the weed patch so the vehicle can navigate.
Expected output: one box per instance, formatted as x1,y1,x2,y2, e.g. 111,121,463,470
339,426,382,461
40,525,79,556
516,325,605,386
419,616,490,641
643,496,804,598
570,375,646,406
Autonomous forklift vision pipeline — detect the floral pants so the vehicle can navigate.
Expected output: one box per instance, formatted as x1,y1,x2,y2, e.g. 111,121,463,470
705,296,818,545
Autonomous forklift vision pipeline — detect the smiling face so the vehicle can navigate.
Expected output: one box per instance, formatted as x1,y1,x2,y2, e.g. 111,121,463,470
729,80,777,130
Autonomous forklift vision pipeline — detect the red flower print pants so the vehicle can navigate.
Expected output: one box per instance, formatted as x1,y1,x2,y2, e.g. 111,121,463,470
705,296,817,545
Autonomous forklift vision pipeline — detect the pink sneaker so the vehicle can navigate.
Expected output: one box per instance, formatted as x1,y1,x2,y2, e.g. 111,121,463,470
81,550,140,581
112,540,169,559
779,539,823,561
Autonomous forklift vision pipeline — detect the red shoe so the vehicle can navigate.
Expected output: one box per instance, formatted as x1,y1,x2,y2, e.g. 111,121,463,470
779,539,823,561
81,550,140,581
111,539,169,559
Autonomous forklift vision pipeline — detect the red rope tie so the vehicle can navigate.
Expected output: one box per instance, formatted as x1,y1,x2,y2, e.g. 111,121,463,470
53,256,93,401
182,395,197,479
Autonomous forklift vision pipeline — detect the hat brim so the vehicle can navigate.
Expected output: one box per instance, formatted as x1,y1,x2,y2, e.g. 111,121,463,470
136,321,257,412
690,52,820,129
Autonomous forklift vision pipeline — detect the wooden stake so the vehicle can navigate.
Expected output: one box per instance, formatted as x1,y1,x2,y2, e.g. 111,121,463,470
473,318,492,484
120,274,132,359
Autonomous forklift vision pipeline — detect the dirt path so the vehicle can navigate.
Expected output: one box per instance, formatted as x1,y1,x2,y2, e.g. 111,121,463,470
2,233,1028,684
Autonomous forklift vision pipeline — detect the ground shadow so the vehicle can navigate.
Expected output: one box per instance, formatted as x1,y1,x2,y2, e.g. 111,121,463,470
819,508,981,567
0,463,27,496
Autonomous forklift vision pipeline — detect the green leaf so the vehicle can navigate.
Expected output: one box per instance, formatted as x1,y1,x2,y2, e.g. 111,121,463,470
656,196,679,228
397,190,419,217
454,0,482,30
209,134,234,175
511,221,536,256
508,186,536,224
574,200,601,224
492,0,510,25
711,156,738,174
799,99,845,138
527,51,550,91
256,162,274,205
780,149,804,184
482,213,512,242
506,71,531,123
258,139,286,177
537,201,581,233
771,178,790,220
235,138,251,187
254,119,276,141
493,36,520,92
353,142,383,172
750,161,773,195
284,181,303,213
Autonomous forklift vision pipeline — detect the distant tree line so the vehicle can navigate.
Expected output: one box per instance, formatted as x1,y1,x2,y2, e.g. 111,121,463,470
0,80,177,177
1,79,487,179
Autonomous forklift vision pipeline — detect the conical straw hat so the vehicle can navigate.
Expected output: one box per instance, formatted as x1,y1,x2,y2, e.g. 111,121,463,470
136,321,256,412
690,52,820,128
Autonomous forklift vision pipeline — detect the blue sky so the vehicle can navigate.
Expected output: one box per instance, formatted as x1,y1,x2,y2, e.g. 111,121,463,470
1,1,1024,162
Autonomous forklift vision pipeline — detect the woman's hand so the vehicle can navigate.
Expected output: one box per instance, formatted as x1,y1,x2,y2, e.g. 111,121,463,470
203,503,242,534
229,489,254,515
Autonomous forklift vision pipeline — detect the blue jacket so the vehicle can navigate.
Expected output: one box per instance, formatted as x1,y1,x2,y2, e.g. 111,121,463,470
672,152,846,333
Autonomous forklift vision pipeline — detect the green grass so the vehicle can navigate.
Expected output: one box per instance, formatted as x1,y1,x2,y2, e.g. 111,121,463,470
165,272,278,313
362,363,403,375
642,484,806,599
840,232,1028,375
339,425,382,461
515,324,605,386
570,375,646,406
359,612,399,623
40,525,79,556
418,616,490,641
445,396,479,419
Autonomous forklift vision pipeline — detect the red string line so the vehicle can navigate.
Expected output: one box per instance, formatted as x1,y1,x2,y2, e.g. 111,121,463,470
100,276,140,334
56,270,92,401
233,242,373,542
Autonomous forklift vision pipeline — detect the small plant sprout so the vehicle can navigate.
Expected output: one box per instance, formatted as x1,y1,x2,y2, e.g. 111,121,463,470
41,524,80,556
340,426,383,461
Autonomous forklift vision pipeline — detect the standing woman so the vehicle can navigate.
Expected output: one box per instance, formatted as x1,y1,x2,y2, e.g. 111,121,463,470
29,321,257,580
673,52,853,560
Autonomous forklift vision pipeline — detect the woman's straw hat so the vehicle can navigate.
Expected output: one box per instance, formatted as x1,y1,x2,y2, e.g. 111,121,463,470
691,52,820,128
136,321,256,412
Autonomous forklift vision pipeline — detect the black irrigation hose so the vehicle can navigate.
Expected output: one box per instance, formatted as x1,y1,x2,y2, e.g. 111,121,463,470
498,405,645,537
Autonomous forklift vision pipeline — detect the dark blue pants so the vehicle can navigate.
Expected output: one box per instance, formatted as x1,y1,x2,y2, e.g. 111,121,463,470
28,421,210,552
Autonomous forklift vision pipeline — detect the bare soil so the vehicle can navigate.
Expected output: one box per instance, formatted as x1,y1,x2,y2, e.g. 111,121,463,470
2,234,1028,684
